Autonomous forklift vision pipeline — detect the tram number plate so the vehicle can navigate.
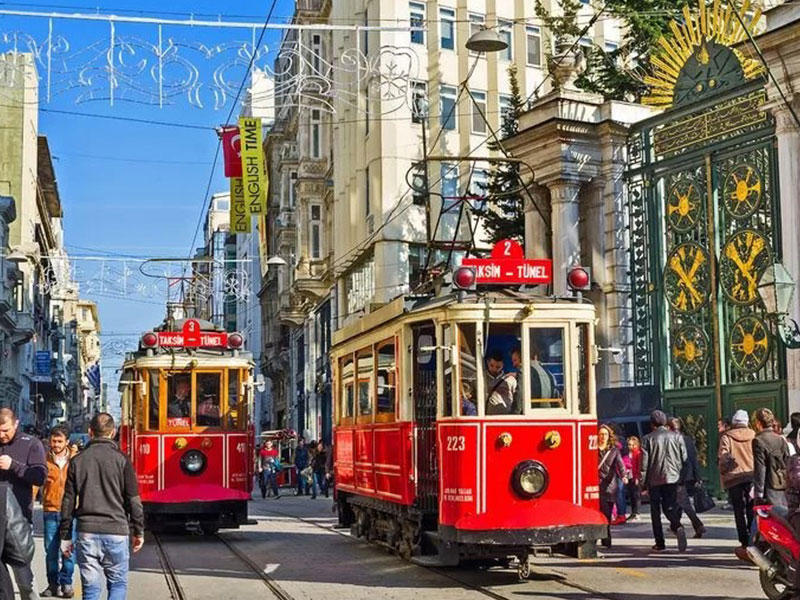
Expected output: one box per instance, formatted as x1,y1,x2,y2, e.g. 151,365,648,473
446,436,465,451
588,435,598,450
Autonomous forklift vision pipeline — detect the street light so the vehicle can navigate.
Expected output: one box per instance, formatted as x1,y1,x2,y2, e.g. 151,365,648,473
758,261,800,349
465,27,509,53
266,256,287,267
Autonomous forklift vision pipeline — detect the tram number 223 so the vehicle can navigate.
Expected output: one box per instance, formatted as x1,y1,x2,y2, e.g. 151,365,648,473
446,436,466,451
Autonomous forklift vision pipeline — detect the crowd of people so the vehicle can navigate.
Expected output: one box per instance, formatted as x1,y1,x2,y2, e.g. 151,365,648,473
0,409,142,600
256,438,333,500
597,407,800,560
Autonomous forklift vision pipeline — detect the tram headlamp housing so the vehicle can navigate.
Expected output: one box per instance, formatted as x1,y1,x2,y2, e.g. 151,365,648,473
180,450,207,476
511,460,548,499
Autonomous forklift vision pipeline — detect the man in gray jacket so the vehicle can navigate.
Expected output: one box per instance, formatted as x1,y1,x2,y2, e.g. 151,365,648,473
641,410,688,552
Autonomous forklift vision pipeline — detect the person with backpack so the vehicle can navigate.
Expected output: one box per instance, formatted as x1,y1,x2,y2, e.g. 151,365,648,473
752,407,789,508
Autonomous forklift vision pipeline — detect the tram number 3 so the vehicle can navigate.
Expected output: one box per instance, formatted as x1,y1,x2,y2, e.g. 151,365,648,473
588,435,598,450
446,436,465,451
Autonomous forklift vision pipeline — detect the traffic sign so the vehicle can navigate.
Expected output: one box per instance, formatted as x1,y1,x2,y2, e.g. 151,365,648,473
461,239,552,285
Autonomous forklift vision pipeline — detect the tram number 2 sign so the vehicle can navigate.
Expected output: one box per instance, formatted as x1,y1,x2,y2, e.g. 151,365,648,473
461,239,552,285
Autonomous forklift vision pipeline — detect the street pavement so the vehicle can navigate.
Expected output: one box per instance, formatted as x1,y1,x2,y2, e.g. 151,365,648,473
18,496,766,599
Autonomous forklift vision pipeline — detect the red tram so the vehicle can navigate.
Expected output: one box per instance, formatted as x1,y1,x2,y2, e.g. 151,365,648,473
119,317,255,533
331,287,606,569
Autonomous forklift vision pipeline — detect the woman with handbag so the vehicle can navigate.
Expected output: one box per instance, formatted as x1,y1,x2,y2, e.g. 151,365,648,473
598,424,626,548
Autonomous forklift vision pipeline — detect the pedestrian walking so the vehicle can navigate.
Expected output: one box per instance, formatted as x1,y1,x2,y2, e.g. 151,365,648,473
59,413,144,600
612,425,627,525
640,409,688,552
752,408,789,508
784,453,800,595
597,425,625,548
0,408,46,600
0,481,35,600
40,426,76,598
257,440,280,499
668,417,707,538
787,412,800,454
311,442,328,499
625,436,643,521
718,409,755,557
294,438,310,496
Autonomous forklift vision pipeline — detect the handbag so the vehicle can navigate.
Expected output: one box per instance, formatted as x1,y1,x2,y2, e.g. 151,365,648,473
693,480,716,513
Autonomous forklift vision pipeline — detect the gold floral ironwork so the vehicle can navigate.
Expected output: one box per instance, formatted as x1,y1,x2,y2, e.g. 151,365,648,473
729,315,770,373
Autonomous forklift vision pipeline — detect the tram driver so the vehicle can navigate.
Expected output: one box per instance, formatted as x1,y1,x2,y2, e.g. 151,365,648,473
485,349,519,415
168,378,191,421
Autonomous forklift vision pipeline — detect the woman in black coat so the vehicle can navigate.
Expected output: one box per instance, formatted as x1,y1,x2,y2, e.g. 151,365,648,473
598,424,626,548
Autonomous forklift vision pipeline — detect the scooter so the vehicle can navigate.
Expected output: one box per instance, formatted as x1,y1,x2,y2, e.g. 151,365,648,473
746,504,800,600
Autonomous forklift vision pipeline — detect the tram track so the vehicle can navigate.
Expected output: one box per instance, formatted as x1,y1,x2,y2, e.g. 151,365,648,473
151,531,295,600
260,505,619,600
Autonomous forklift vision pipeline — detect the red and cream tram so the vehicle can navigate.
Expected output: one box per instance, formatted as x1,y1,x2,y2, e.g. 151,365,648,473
119,317,255,533
332,260,607,568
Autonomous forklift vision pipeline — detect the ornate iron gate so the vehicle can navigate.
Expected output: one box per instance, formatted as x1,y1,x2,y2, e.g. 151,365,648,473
626,2,785,481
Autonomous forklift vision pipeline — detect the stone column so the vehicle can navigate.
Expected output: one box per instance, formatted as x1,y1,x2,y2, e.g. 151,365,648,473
772,101,800,412
548,179,583,296
582,179,609,389
523,182,551,260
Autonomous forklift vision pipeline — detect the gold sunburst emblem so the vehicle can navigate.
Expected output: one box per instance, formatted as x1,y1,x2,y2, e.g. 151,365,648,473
642,0,764,109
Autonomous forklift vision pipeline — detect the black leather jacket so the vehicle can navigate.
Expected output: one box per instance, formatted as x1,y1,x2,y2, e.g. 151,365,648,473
0,482,34,600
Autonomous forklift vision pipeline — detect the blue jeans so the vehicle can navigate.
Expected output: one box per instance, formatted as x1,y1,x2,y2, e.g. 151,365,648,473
43,512,76,587
75,533,130,600
295,467,308,494
312,470,327,498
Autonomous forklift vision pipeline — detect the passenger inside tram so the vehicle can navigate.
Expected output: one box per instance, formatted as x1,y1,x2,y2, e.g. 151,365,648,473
196,373,222,427
485,348,519,415
527,329,565,409
167,375,191,426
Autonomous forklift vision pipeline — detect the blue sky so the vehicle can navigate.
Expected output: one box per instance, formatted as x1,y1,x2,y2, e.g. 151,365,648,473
0,0,295,382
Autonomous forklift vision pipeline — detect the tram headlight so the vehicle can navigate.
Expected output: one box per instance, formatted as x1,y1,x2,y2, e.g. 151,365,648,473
180,450,207,476
511,460,548,499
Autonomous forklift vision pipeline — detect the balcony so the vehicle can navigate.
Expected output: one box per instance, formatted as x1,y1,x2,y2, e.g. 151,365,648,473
291,258,331,303
296,0,323,13
11,312,34,346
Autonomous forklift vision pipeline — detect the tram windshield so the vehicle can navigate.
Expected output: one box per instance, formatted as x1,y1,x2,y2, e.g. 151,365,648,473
167,373,192,428
453,321,575,417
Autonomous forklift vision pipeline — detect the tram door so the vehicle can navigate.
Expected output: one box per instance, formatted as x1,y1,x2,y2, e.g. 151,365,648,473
413,321,438,514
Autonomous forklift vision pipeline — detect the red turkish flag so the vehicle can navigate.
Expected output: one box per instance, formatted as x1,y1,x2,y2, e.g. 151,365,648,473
221,126,242,178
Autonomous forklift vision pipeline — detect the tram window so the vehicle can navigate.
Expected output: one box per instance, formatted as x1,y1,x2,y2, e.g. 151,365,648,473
485,323,522,416
148,369,160,430
341,356,355,422
166,373,192,428
528,328,565,409
457,323,478,416
228,370,241,429
577,324,591,414
357,350,374,421
442,325,454,417
196,373,222,427
376,340,396,419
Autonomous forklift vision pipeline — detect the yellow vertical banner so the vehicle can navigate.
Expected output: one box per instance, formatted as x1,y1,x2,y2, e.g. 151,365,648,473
257,215,269,276
238,116,267,215
230,176,250,233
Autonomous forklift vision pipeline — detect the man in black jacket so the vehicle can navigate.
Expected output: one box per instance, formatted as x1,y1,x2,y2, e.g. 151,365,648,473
0,408,45,600
752,407,789,507
59,413,144,600
669,417,707,538
0,482,35,600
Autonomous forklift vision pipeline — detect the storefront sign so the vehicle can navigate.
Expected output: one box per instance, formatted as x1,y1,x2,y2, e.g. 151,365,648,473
230,177,250,233
238,117,267,215
461,239,552,285
221,126,242,178
34,351,51,376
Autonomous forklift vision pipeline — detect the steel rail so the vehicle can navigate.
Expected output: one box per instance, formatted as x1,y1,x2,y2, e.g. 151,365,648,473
259,505,619,600
215,533,295,600
152,533,188,600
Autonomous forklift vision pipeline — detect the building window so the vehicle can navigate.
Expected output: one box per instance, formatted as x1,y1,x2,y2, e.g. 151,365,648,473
365,165,371,217
471,90,487,134
526,26,542,66
499,94,512,124
410,2,425,45
468,13,485,55
579,36,593,49
605,41,619,52
440,7,455,51
289,171,298,208
498,19,513,61
440,85,457,131
440,163,459,207
469,168,489,211
310,204,322,260
310,109,321,158
311,33,323,74
411,80,428,123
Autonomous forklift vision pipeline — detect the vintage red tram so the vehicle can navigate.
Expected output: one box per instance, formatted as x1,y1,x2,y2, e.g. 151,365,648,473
119,317,255,533
331,292,607,568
